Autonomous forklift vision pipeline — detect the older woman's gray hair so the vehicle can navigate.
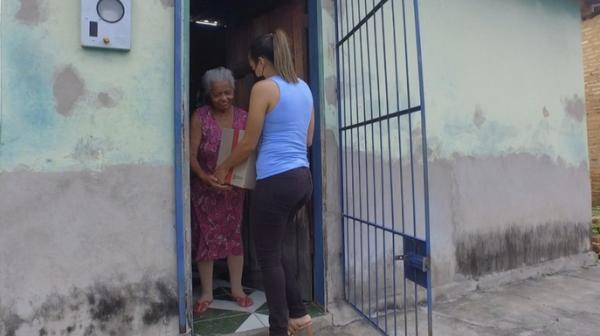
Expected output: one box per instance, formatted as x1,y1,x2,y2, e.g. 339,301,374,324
202,67,235,93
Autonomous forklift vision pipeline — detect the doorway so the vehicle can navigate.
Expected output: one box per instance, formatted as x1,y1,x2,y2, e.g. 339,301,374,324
187,1,323,334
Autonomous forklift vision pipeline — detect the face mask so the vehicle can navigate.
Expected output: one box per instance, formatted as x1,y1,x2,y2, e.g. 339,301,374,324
251,59,265,81
253,73,265,82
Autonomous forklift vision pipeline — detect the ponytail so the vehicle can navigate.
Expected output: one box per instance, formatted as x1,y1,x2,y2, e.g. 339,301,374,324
272,29,299,83
249,29,299,83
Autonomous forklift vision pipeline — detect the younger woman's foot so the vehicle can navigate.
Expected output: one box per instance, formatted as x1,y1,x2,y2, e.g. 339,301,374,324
288,314,313,335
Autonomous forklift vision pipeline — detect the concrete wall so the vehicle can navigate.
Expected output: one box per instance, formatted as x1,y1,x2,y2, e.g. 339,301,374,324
583,14,600,205
0,1,179,335
315,0,344,309
317,0,594,316
420,0,593,293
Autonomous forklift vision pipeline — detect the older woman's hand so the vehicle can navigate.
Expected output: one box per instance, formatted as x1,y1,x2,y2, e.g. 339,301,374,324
201,173,230,190
214,165,229,185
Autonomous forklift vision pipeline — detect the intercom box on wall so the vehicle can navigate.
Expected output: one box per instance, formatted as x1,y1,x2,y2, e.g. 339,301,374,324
81,0,132,50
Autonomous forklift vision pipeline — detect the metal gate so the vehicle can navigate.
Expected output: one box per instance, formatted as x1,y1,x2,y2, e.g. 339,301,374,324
335,0,432,335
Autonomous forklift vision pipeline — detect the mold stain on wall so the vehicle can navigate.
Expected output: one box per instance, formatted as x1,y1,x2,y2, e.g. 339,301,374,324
455,222,589,277
0,279,178,336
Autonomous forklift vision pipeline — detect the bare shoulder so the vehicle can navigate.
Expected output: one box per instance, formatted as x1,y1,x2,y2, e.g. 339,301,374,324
251,79,278,94
192,105,208,117
191,107,206,126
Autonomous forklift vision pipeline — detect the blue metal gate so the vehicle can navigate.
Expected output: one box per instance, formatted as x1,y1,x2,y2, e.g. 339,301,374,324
335,0,432,335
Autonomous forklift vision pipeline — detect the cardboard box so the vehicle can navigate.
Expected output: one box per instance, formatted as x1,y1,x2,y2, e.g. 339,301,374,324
217,128,257,189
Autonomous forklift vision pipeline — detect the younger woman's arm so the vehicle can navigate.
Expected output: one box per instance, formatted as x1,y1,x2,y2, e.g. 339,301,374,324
214,80,277,183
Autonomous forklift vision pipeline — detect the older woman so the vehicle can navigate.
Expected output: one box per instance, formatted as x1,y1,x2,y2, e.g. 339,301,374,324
189,67,253,314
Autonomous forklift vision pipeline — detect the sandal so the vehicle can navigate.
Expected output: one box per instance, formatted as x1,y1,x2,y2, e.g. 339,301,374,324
193,299,213,315
232,295,254,308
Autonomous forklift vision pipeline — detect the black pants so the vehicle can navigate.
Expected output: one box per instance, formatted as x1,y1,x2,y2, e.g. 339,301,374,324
252,167,313,336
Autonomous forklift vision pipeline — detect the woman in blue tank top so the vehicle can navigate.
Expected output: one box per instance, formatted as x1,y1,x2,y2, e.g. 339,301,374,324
215,30,314,336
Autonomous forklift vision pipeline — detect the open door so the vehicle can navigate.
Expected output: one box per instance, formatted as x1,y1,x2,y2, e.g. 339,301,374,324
335,0,432,335
185,1,321,334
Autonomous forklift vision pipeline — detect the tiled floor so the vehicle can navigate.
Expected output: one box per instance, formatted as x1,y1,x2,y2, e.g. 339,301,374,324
194,280,324,335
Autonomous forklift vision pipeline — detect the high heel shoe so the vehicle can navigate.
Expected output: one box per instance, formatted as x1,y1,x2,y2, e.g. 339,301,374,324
288,315,313,336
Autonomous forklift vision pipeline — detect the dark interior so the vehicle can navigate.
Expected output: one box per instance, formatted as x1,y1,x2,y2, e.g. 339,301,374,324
189,0,296,108
189,0,314,301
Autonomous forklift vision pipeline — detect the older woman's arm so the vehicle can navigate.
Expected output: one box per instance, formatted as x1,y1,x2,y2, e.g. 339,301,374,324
190,112,227,189
214,80,273,183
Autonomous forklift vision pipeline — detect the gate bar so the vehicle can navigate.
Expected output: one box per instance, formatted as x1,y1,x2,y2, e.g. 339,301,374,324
337,0,389,47
413,0,433,334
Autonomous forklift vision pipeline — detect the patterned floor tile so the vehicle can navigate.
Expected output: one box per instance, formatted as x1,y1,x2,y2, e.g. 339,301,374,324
235,314,264,333
194,308,247,322
255,313,270,327
194,313,250,336
193,281,323,335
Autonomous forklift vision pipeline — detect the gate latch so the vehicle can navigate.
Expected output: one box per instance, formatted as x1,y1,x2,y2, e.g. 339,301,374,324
394,253,429,272
395,236,429,288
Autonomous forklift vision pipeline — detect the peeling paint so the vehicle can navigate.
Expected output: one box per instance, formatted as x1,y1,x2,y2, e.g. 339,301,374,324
323,0,335,17
2,1,174,172
325,76,337,106
160,0,174,8
96,92,117,109
71,137,111,163
564,94,585,122
15,0,48,25
473,105,486,128
53,66,85,117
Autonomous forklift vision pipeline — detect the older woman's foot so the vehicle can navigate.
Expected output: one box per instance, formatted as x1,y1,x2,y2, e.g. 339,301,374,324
193,295,213,315
231,288,253,308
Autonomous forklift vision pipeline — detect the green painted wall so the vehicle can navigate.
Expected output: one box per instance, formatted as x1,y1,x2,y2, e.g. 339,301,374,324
1,0,175,172
421,0,588,165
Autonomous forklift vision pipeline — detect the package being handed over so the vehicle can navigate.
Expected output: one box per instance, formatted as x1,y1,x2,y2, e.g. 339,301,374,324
216,128,256,190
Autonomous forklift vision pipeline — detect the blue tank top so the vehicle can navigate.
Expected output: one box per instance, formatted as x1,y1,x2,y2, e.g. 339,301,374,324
256,76,313,179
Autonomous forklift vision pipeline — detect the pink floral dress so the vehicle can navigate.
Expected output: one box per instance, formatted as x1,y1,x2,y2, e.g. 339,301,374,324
191,105,247,262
